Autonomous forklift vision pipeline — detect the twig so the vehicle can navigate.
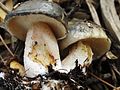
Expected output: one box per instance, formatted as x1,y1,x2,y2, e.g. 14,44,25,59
11,36,16,50
111,68,117,87
0,1,9,13
89,72,116,89
0,55,4,61
112,64,120,76
0,35,14,57
67,0,83,17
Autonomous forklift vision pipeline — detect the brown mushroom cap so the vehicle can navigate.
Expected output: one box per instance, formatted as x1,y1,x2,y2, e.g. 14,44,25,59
5,0,67,40
59,19,111,58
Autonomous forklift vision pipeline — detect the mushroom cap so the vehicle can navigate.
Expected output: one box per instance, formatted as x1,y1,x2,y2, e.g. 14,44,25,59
5,0,67,40
59,19,111,58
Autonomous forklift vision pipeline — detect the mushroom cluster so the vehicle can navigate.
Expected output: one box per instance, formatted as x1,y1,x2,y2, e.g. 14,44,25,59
5,0,111,79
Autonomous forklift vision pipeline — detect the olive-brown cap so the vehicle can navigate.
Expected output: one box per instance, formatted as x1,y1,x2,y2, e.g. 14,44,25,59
5,0,67,40
59,19,111,58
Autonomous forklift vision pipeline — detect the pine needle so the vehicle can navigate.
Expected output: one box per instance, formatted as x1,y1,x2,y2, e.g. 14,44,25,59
0,35,14,57
89,72,116,89
0,1,9,13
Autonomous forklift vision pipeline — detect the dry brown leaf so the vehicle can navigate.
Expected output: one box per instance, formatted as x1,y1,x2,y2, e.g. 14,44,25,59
100,0,120,43
86,0,101,26
0,8,6,22
0,0,13,22
5,0,13,11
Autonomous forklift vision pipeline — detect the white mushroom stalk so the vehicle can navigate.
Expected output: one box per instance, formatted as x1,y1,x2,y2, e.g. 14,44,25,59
62,41,93,73
24,22,61,77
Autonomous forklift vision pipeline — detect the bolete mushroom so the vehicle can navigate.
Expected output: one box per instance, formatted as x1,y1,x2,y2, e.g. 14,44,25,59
5,0,67,77
59,19,111,72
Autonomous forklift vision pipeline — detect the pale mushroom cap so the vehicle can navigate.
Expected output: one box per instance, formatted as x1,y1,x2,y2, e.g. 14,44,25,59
5,0,67,40
59,19,111,58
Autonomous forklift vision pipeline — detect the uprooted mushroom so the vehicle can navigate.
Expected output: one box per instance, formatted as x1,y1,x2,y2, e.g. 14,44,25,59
5,0,67,77
59,19,111,73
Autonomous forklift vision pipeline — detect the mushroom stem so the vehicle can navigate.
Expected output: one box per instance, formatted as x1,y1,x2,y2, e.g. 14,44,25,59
24,22,61,77
62,41,93,73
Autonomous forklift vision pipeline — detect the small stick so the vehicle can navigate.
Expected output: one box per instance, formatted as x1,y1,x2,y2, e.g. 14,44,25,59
0,55,4,61
11,36,15,50
112,64,120,76
0,35,14,57
0,1,10,13
89,72,116,89
111,68,117,87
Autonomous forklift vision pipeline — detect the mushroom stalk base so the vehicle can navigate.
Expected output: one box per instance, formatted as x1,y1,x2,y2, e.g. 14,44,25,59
24,22,61,77
62,41,93,73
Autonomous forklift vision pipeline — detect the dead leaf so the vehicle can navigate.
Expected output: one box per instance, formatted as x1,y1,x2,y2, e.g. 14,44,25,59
0,0,13,22
5,0,13,11
86,0,101,25
100,0,120,43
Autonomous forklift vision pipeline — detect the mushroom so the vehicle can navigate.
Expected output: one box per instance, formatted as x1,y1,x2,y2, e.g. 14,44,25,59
5,0,67,77
59,19,111,72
